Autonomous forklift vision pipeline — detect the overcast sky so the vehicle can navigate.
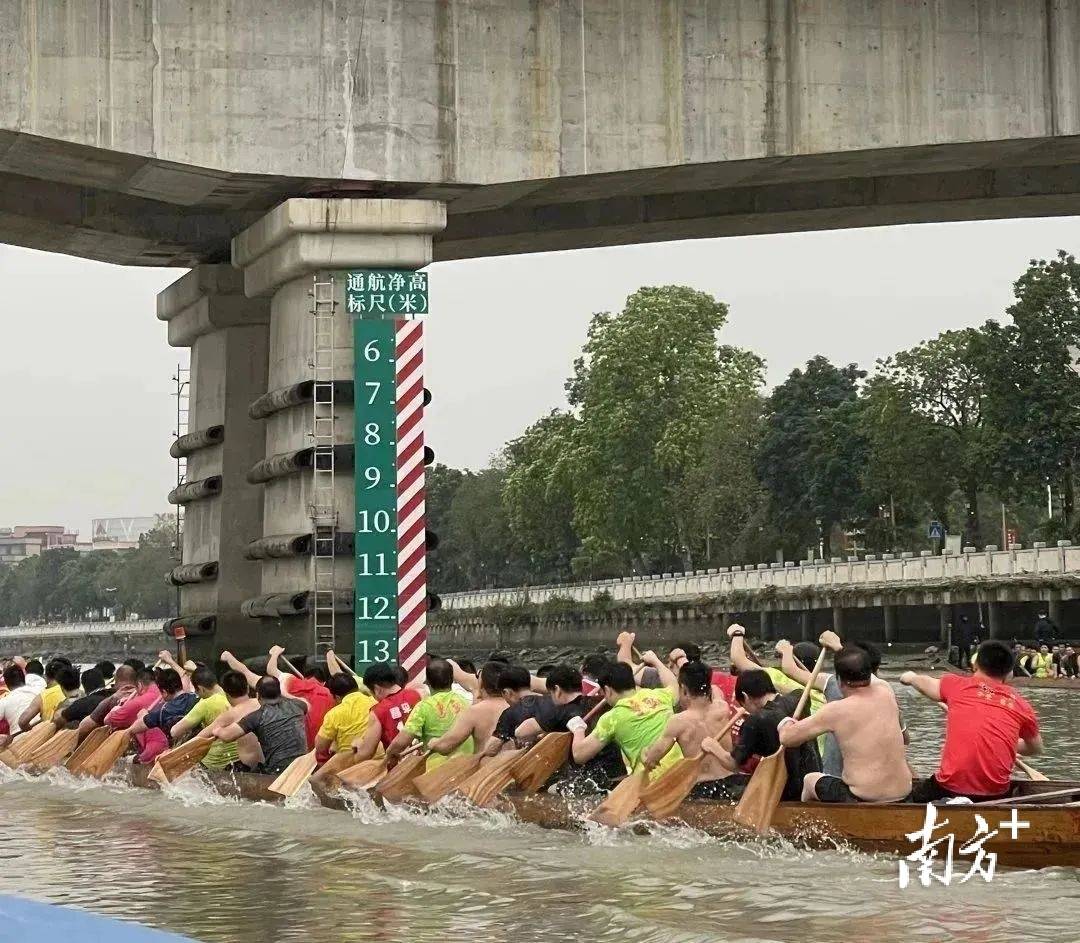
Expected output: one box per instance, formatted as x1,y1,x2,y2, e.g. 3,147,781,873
1,215,1077,538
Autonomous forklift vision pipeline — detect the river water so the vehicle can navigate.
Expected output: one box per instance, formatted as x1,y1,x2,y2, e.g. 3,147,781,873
2,686,1080,943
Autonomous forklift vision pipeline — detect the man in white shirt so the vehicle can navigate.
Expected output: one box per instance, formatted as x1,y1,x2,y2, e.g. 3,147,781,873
0,665,40,748
14,657,47,695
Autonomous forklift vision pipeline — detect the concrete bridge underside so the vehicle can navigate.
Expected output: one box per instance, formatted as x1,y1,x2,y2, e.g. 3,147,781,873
4,0,1080,266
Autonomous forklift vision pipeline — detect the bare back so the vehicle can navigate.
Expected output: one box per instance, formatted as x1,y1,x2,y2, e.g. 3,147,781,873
825,683,910,802
468,697,509,747
672,698,732,757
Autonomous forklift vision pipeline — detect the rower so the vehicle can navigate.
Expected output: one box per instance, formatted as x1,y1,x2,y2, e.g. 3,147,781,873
350,663,421,763
103,668,160,732
18,661,80,730
385,658,474,770
170,666,243,772
215,676,309,776
641,661,731,780
52,668,108,731
78,664,136,741
699,669,821,801
901,639,1041,803
729,624,826,716
479,665,541,757
128,668,198,764
425,662,508,764
312,673,375,767
569,655,678,773
0,665,37,749
272,646,334,749
192,670,261,769
779,647,911,803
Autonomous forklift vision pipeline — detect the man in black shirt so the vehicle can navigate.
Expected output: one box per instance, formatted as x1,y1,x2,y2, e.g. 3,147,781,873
52,668,108,729
514,664,625,792
481,665,541,755
701,669,820,801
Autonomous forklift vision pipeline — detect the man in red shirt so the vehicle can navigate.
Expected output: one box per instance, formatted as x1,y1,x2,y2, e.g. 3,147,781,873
267,645,334,752
901,639,1042,802
351,662,422,761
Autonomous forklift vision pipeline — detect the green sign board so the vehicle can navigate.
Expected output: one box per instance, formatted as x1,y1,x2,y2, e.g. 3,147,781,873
350,269,428,670
346,270,429,316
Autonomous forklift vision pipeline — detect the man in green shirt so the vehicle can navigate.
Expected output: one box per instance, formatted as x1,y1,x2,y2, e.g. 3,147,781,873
386,658,472,771
170,665,239,770
570,655,678,771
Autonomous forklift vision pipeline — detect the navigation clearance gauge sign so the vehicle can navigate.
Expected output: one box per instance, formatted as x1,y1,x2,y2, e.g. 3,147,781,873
348,271,429,676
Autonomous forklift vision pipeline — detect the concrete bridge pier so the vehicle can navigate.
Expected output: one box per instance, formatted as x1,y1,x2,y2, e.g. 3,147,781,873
158,266,271,658
229,199,446,659
883,605,897,644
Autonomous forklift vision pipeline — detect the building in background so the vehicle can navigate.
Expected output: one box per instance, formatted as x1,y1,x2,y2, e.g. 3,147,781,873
91,516,156,550
0,530,42,566
12,524,79,549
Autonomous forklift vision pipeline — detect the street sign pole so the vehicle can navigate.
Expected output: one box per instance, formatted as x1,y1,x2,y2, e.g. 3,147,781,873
347,271,429,678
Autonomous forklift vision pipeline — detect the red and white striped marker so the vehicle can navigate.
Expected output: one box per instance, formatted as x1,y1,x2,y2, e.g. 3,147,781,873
395,318,427,680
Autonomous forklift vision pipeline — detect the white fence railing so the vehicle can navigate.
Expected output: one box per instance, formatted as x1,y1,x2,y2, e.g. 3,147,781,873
444,542,1080,610
0,619,161,639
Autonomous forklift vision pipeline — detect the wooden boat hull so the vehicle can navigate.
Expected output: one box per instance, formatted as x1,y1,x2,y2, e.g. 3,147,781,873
116,764,1080,870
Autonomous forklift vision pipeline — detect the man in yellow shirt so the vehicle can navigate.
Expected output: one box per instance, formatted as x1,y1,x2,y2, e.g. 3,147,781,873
170,665,239,770
18,661,80,729
315,674,376,756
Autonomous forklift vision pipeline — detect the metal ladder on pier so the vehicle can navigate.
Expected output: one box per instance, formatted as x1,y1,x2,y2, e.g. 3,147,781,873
172,365,190,603
309,275,338,656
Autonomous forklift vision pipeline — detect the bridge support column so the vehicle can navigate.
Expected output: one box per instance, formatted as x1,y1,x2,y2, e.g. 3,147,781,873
231,199,446,660
831,604,844,638
1048,596,1062,628
939,604,951,648
800,610,812,642
759,609,772,642
157,265,271,659
883,604,897,644
987,600,1004,640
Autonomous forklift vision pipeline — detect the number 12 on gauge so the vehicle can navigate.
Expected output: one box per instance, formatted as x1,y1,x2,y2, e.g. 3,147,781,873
354,317,398,665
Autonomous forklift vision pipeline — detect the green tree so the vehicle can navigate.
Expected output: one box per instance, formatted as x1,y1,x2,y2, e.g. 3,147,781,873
981,252,1080,531
758,357,868,558
567,285,763,573
502,410,581,581
424,463,465,593
444,467,529,589
876,328,992,543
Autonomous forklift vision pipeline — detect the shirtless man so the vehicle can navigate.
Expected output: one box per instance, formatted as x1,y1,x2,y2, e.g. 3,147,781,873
640,661,732,778
778,646,911,803
426,662,508,761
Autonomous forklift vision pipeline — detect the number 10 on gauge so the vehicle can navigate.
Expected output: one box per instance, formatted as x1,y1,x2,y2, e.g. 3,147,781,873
354,317,398,666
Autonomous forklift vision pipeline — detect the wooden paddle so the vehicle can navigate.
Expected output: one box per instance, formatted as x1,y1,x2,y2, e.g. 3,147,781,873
640,708,747,819
733,647,829,835
6,722,58,765
588,767,648,827
25,727,80,771
1015,757,1050,782
64,726,110,773
310,749,362,785
269,749,319,797
373,748,431,802
456,748,525,807
412,752,483,802
508,699,608,794
77,729,133,779
336,741,423,790
149,736,214,785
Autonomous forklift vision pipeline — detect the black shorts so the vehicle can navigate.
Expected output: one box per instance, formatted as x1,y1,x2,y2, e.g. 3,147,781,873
690,773,750,801
813,775,866,804
910,775,1007,805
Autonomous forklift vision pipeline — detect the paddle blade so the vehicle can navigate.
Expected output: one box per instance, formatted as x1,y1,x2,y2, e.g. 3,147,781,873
412,753,482,803
26,728,80,771
732,748,788,835
640,754,705,820
65,727,110,773
8,722,58,764
311,750,361,786
589,768,647,827
374,752,428,802
147,762,168,787
269,750,318,797
510,732,571,794
154,737,213,784
78,729,133,779
0,749,19,769
457,749,524,808
337,757,389,790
